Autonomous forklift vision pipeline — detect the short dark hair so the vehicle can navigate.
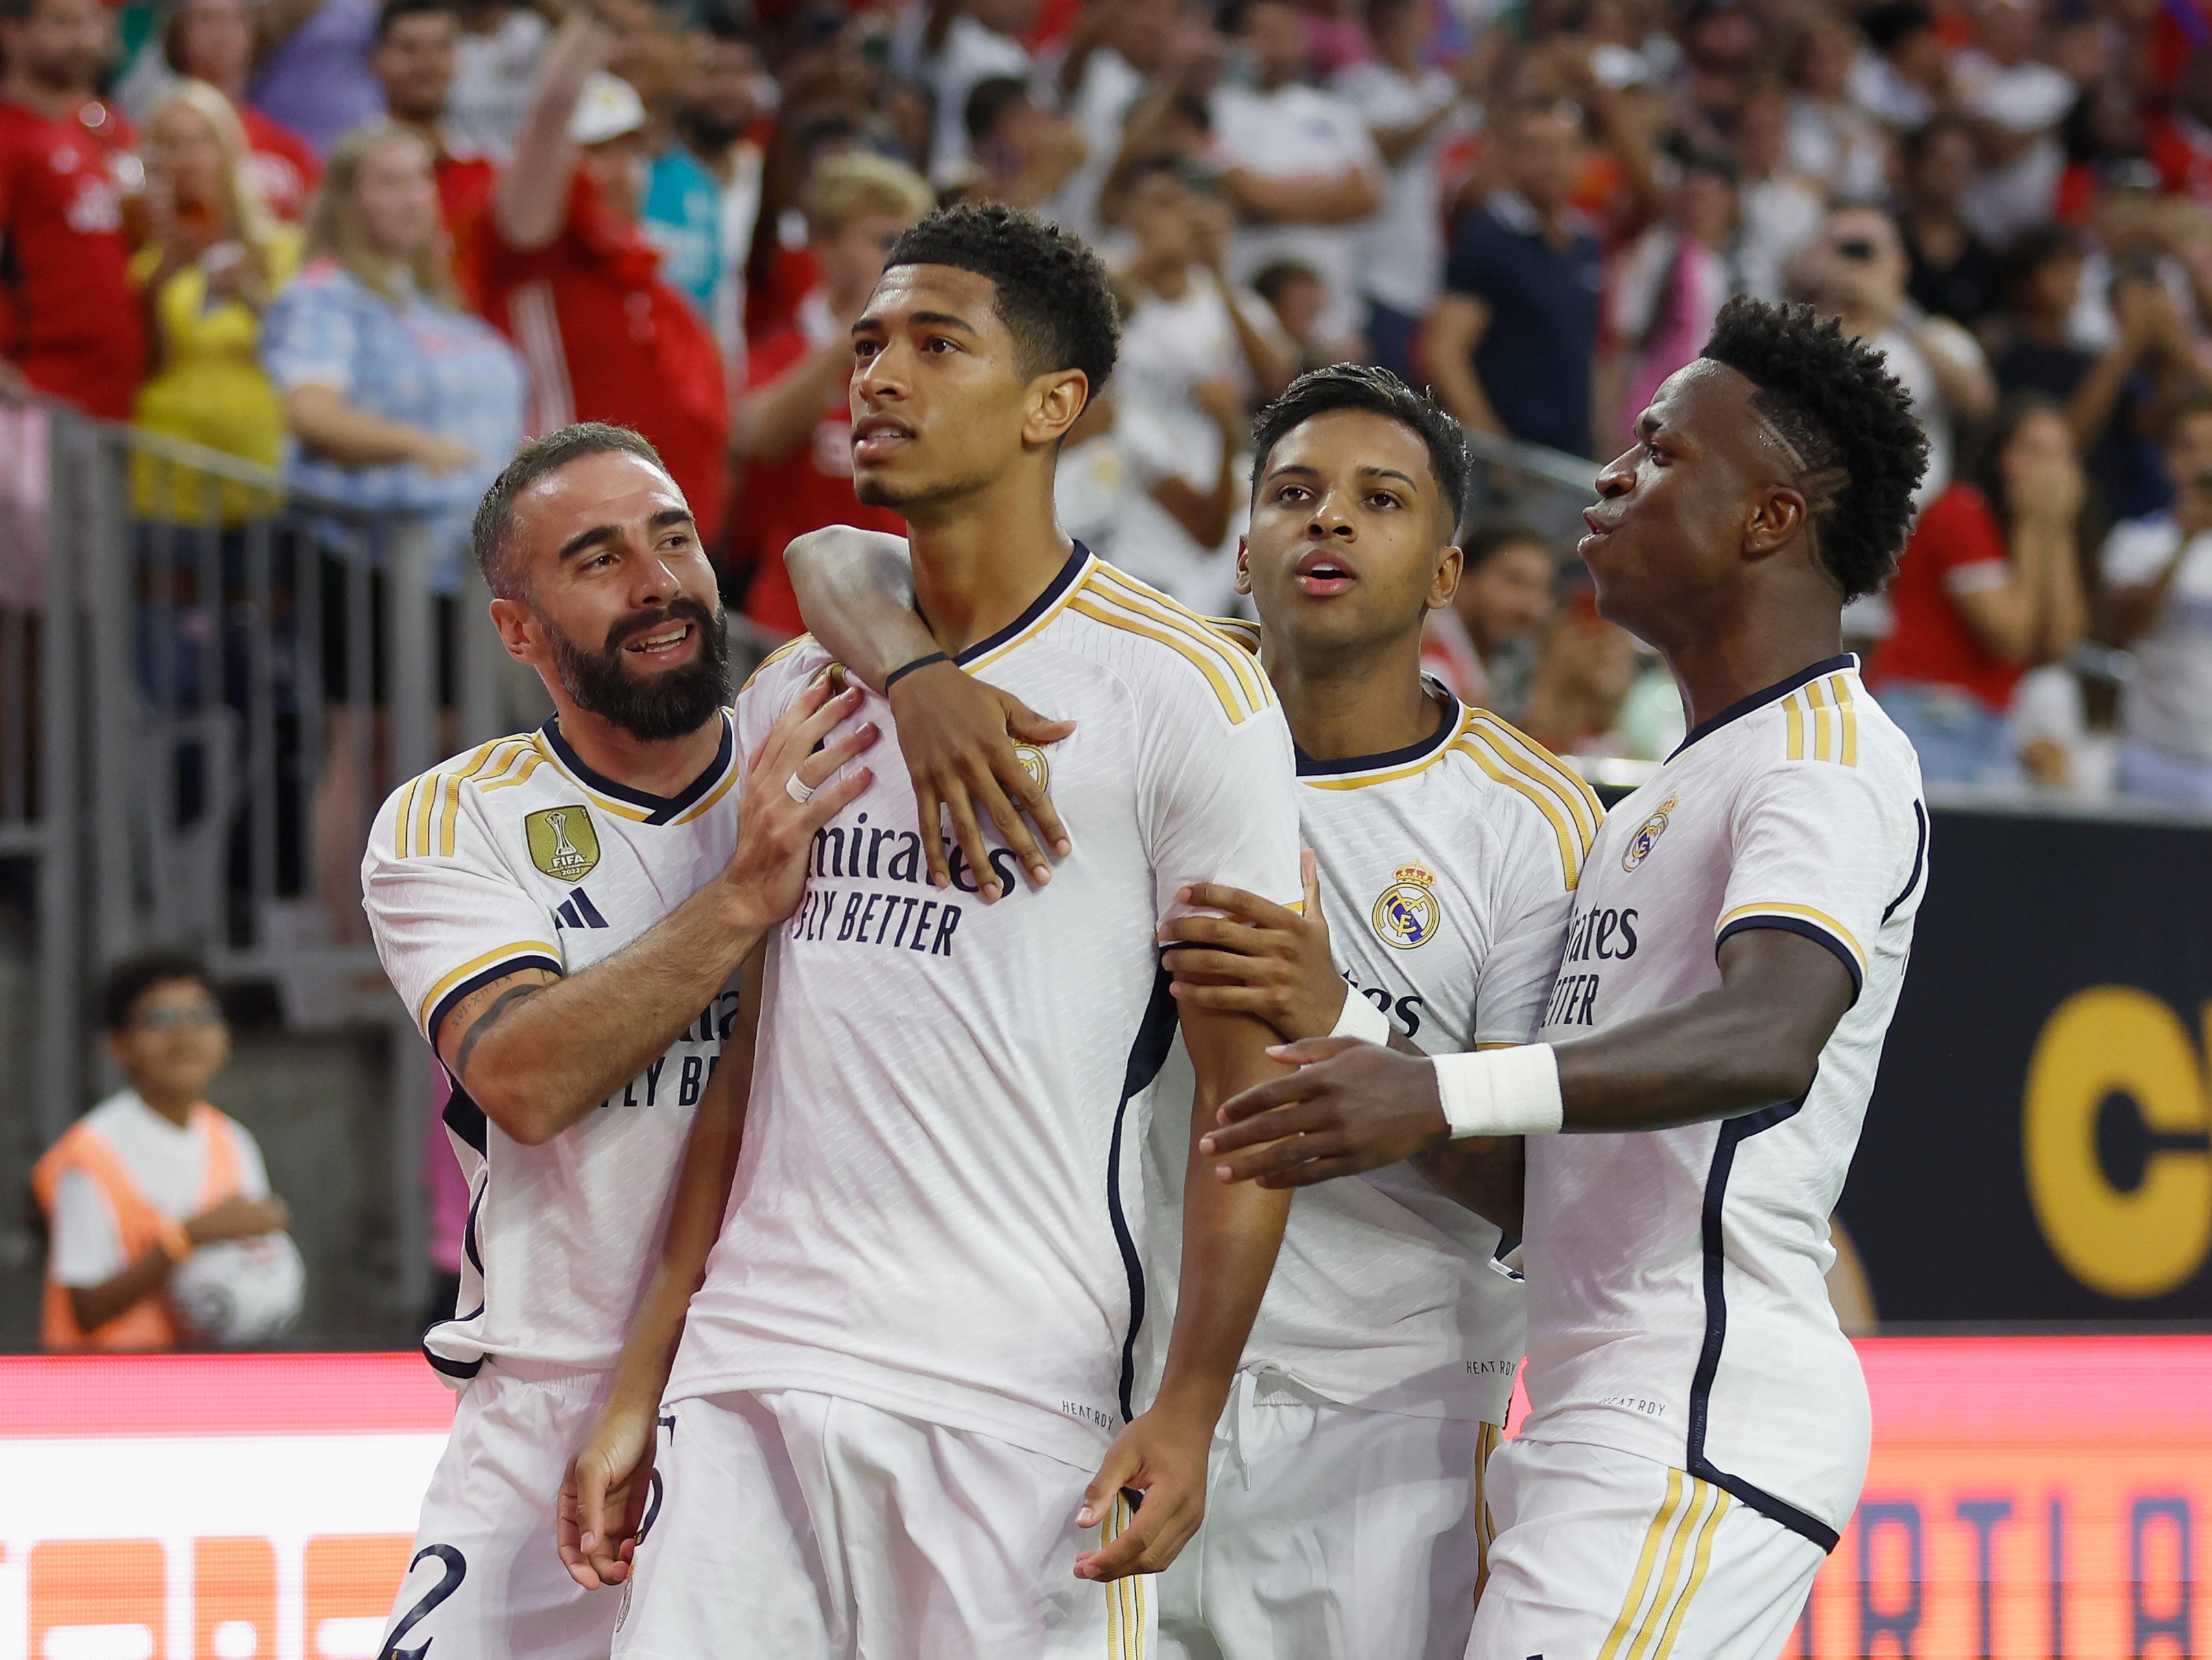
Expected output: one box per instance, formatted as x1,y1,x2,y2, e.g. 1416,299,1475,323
1249,364,1473,533
964,74,1032,142
882,202,1120,395
471,423,670,600
1700,295,1929,603
1462,523,1554,570
375,0,454,41
104,949,217,1032
1250,259,1322,309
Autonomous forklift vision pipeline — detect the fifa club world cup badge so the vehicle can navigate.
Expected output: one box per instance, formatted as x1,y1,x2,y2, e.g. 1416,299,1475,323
1621,795,1678,874
526,805,602,883
1372,863,1442,950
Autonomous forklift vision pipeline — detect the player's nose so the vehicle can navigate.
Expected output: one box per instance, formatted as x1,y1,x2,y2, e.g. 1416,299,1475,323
1594,449,1637,497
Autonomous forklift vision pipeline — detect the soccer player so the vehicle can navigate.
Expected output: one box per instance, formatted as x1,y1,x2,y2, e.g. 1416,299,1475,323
562,203,1304,1657
1202,296,1933,1659
782,363,1592,1660
363,421,877,1660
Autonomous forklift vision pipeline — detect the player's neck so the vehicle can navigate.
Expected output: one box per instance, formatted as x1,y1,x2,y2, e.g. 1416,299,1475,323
1265,627,1444,763
905,484,1075,656
1660,606,1845,735
131,1084,198,1128
551,702,726,800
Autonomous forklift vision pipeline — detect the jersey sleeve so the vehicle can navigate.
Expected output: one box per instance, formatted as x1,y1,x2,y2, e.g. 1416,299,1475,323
1136,670,1302,929
361,776,565,1049
47,1167,125,1289
2102,515,2180,589
1473,797,1578,1047
1716,759,1918,1003
260,270,359,393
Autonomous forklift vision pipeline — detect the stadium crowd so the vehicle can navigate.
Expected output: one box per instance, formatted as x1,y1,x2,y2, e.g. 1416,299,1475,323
9,0,2212,801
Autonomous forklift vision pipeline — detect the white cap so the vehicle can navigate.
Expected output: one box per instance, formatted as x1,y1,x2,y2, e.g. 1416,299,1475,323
569,71,647,146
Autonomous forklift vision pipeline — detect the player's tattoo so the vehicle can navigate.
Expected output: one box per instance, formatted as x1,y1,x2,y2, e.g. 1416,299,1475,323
454,982,548,1085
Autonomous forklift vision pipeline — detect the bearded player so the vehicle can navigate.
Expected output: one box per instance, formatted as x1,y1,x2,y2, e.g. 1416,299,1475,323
363,423,877,1660
1204,296,1933,1658
561,202,1303,1657
783,363,1592,1659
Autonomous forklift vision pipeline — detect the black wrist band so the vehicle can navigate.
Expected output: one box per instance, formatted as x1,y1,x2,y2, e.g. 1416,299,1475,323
883,651,952,691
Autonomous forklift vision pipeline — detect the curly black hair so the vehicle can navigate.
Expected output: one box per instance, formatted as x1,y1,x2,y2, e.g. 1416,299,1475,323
1250,364,1473,534
103,948,216,1033
883,202,1121,400
1699,295,1928,602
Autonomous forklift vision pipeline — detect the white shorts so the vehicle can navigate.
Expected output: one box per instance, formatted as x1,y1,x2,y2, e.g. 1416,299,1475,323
1156,1371,1496,1660
381,1360,619,1660
1469,1436,1824,1660
612,1388,1156,1660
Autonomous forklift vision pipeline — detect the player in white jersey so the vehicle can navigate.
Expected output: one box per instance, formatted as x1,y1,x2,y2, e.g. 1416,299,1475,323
362,423,878,1660
786,364,1590,1660
558,203,1304,1658
1201,297,1933,1660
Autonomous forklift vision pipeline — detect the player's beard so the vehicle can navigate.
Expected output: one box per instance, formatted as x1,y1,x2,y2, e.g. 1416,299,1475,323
538,595,733,742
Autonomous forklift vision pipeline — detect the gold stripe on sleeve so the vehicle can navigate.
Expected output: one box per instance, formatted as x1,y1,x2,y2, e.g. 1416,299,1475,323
1068,595,1253,726
1784,693,1805,761
1091,566,1271,711
1805,678,1832,763
1830,674,1859,768
414,940,561,1032
394,776,420,857
412,772,438,858
1597,1469,1686,1660
1469,713,1602,846
1453,733,1582,889
1715,901,1867,976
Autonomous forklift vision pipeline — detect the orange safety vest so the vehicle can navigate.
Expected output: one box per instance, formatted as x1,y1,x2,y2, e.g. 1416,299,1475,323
30,1102,242,1352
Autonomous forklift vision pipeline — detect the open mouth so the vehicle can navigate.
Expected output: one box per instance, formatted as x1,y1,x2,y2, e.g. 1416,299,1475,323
851,415,914,462
1579,507,1619,554
1293,549,1357,597
621,621,695,663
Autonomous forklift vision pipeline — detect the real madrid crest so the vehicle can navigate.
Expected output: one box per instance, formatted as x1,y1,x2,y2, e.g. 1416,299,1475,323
1372,863,1442,949
1012,742,1050,794
525,805,602,882
1621,794,1677,874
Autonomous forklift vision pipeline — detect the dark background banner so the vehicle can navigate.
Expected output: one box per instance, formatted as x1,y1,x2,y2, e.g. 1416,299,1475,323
1842,803,2212,1323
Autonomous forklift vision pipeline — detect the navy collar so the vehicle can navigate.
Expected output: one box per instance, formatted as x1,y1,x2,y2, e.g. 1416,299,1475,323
1669,654,1858,761
1296,686,1461,778
950,543,1092,665
542,709,735,825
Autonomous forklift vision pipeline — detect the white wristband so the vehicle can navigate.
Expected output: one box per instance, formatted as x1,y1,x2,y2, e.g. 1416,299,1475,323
1327,985,1394,1045
1432,1045,1564,1139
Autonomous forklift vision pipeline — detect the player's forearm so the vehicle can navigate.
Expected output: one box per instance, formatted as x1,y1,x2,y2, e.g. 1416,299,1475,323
1412,1137,1525,1236
1548,978,1837,1133
462,879,767,1144
496,10,609,250
783,526,933,691
67,1249,173,1334
1154,1016,1292,1424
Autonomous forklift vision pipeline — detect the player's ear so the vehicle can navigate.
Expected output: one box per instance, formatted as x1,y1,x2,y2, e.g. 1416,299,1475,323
1233,535,1254,596
1025,369,1091,447
1744,483,1808,562
1429,543,1463,611
488,595,540,665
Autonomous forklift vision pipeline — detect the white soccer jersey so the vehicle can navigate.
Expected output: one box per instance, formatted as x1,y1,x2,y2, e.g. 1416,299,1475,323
1145,650,1587,1425
1523,654,1928,1552
665,547,1303,1469
362,717,744,1379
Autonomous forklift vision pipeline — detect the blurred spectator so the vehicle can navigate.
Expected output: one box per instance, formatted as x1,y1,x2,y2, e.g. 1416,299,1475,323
1056,378,1248,611
32,951,292,1352
962,72,1086,208
1871,394,2088,783
1794,202,1997,504
1733,85,1823,305
263,121,525,936
447,0,550,163
1425,99,1604,458
1985,224,2190,525
1209,0,1383,351
163,0,321,221
0,0,145,417
1851,0,1947,135
1784,13,1888,200
1106,156,1289,603
480,7,728,539
918,0,1037,189
1953,0,2076,246
730,150,932,635
1047,0,1188,243
372,0,498,293
1333,0,1474,386
1522,590,1642,757
1420,523,1556,721
1901,116,2001,324
1252,257,1357,372
671,14,767,375
1608,146,1737,443
129,80,301,521
250,0,386,156
2104,391,2212,804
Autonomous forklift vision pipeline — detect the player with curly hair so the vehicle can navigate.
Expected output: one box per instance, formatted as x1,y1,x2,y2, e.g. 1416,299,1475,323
560,201,1306,1656
1199,296,1934,1657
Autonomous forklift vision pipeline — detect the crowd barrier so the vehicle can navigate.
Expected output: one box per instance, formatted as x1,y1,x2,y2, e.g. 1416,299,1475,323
0,1338,2202,1658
